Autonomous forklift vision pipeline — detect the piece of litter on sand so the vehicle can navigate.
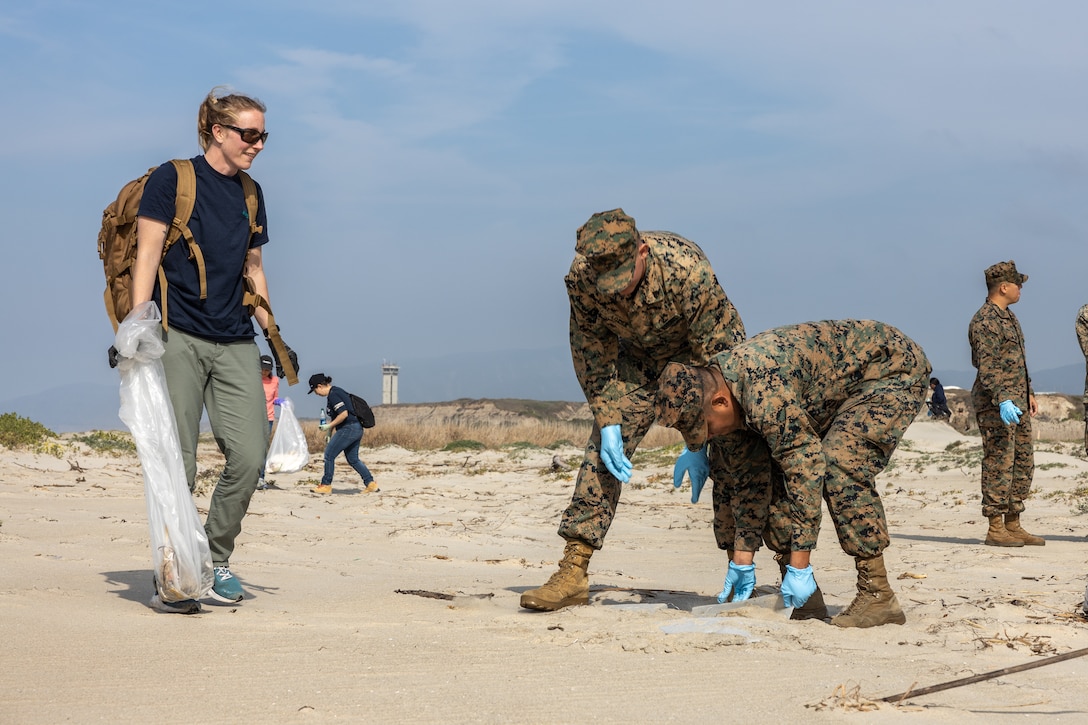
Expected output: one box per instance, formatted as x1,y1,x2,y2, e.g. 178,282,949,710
692,593,792,619
606,603,670,612
659,618,756,640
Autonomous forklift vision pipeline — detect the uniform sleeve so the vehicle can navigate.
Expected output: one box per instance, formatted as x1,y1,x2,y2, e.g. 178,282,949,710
567,274,623,427
971,314,1013,407
709,430,776,553
734,350,825,551
1077,305,1088,359
1020,317,1035,400
750,400,826,552
682,261,746,364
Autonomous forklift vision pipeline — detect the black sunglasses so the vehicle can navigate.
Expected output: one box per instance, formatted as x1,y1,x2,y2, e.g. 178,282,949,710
221,124,269,144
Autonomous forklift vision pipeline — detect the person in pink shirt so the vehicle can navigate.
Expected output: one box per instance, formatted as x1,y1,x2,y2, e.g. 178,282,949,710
258,354,279,489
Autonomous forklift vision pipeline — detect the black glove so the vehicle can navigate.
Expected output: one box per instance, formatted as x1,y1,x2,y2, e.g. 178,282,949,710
279,345,298,380
108,345,121,369
264,326,298,379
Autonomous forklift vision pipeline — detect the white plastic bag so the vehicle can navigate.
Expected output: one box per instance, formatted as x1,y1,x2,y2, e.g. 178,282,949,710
265,397,310,473
115,302,212,601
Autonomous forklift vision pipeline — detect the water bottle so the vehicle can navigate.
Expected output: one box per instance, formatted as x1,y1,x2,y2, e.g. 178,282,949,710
319,410,327,427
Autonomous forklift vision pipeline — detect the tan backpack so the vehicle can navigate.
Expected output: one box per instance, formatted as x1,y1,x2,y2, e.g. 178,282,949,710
97,159,298,384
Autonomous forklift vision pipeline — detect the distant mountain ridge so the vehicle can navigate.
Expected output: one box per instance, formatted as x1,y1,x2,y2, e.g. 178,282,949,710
1,346,586,432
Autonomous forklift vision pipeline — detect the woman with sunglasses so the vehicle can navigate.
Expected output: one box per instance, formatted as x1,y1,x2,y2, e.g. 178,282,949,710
129,86,297,613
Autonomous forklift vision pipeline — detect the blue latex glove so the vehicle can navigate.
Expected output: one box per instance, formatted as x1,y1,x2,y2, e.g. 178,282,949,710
999,399,1022,425
717,562,756,604
673,447,710,503
781,564,817,608
599,425,632,483
273,397,285,406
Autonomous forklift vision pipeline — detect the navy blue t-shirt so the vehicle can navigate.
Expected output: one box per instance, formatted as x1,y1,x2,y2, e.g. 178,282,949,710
325,386,359,432
138,155,269,341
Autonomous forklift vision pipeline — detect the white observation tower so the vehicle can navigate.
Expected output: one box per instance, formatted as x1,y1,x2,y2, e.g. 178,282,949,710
382,362,399,405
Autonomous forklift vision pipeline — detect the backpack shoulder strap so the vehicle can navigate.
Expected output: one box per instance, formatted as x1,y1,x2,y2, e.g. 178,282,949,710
156,159,200,329
237,170,263,239
169,159,197,237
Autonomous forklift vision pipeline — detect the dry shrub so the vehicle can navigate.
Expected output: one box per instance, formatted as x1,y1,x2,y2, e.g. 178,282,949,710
807,683,883,712
299,419,681,452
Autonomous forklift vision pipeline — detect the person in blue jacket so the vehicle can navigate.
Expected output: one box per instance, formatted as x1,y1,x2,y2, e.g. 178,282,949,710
308,373,379,494
927,377,952,419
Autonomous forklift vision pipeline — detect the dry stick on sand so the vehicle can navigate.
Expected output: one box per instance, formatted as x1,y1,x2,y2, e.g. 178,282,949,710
880,646,1088,703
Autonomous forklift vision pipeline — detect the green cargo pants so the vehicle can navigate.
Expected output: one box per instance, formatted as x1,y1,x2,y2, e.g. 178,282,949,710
161,328,267,566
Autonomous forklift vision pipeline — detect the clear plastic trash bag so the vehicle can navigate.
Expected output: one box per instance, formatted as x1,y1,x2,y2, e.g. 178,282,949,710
115,302,212,601
265,397,309,474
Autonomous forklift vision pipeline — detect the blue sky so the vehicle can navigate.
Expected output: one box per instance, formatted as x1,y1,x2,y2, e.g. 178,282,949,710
3,1,1088,406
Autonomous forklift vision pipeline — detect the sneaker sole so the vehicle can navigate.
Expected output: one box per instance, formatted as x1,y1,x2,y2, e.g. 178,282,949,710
206,589,244,604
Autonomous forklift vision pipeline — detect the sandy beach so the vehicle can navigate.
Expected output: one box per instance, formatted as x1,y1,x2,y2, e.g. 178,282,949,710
3,417,1088,723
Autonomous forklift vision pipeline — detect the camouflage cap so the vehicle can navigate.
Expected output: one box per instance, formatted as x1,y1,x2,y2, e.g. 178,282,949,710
984,260,1028,287
654,362,709,451
575,208,641,294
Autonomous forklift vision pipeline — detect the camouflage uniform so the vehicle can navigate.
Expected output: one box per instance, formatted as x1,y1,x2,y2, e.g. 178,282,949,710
1075,304,1088,454
968,264,1034,518
561,209,745,549
707,432,789,553
659,320,930,558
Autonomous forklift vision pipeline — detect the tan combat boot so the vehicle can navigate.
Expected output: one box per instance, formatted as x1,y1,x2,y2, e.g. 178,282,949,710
984,515,1025,547
774,553,828,621
520,540,593,611
831,555,906,628
1004,514,1045,546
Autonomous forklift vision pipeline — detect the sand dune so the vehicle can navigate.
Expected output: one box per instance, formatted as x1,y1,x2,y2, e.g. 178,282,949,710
3,419,1088,723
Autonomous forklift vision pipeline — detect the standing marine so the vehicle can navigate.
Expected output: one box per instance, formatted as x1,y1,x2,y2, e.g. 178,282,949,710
1074,303,1088,455
968,260,1043,547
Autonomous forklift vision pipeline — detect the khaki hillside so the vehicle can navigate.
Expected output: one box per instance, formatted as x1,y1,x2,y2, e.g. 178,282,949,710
940,387,1084,441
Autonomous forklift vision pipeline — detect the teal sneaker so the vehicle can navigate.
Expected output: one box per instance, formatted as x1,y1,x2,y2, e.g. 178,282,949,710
208,565,245,603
